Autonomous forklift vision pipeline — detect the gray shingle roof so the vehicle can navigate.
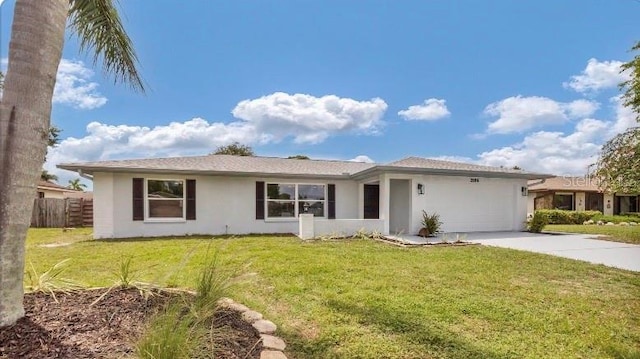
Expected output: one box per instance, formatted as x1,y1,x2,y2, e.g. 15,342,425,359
528,176,602,192
386,157,528,174
58,155,375,177
58,155,552,179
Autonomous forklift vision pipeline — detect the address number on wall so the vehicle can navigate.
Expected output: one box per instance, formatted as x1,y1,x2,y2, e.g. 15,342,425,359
470,178,480,183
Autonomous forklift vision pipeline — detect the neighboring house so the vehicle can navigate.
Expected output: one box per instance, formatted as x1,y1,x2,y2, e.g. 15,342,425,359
36,180,72,199
58,155,551,239
64,190,93,200
527,176,639,216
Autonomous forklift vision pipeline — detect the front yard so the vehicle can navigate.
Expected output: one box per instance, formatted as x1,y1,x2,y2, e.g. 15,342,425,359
546,224,640,244
25,229,640,359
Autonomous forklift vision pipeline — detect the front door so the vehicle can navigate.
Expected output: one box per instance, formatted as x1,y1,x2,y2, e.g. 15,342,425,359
363,184,379,219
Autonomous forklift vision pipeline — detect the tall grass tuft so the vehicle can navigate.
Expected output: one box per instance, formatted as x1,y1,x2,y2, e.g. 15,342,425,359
115,255,137,288
25,259,82,301
135,302,200,359
135,249,246,358
192,251,237,318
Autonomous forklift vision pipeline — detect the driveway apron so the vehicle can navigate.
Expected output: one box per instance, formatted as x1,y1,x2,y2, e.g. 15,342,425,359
465,232,640,272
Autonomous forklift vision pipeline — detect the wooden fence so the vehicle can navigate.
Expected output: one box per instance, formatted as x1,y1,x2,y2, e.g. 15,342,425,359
31,198,93,228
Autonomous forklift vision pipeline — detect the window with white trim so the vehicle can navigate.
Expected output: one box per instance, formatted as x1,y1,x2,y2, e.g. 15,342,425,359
146,179,185,219
266,183,326,218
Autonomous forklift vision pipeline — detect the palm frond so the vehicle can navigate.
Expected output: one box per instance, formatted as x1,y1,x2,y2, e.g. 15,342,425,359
68,0,145,92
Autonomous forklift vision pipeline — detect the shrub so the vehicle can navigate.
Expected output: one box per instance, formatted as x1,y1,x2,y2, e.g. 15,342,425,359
420,211,442,236
535,209,601,224
528,212,548,233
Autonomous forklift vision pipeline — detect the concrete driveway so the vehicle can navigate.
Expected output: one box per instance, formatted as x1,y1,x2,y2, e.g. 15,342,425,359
463,231,640,272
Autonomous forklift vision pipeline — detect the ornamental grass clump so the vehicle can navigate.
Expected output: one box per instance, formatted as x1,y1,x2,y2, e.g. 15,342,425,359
420,211,443,237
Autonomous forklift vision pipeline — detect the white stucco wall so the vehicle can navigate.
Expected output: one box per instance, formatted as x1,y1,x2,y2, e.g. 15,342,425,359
575,192,586,211
377,174,528,235
93,172,115,238
389,179,411,235
93,172,358,239
38,189,65,199
604,193,614,215
415,175,528,233
527,193,536,215
93,171,531,239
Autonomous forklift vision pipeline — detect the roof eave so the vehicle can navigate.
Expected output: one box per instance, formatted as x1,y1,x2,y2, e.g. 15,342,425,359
351,165,554,180
57,164,353,180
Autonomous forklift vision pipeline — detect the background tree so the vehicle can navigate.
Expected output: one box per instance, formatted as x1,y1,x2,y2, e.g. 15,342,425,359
287,155,310,160
40,170,59,182
0,0,144,327
212,142,255,156
595,127,640,193
595,41,640,194
620,41,640,122
68,178,87,191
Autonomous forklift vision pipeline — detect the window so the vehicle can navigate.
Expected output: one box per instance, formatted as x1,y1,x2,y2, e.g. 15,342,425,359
266,183,325,218
553,193,574,210
38,191,45,198
147,179,184,218
585,193,603,212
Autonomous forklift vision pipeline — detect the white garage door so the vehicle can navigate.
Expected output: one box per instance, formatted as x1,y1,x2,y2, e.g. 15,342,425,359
423,176,516,232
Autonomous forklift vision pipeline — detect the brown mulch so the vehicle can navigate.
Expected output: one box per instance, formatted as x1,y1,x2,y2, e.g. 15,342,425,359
0,288,262,359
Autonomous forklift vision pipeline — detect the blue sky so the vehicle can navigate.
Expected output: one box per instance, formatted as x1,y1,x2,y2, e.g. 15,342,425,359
1,0,638,186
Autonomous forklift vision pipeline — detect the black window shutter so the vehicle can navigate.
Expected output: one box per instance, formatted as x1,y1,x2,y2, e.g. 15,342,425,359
256,181,265,220
186,179,196,220
328,184,336,219
132,178,144,221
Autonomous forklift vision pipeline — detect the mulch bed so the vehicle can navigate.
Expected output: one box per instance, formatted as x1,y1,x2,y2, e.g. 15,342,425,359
0,288,262,359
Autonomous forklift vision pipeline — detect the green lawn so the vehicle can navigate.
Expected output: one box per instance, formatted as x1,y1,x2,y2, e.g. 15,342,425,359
546,224,640,245
25,228,640,359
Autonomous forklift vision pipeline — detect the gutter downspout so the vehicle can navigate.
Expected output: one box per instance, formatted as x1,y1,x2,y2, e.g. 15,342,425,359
77,169,93,181
528,178,546,187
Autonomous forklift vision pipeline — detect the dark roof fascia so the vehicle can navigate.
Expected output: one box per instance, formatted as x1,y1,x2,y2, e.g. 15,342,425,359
528,188,604,193
350,165,554,181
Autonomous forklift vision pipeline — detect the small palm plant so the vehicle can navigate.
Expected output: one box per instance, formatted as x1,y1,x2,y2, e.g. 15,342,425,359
420,211,443,237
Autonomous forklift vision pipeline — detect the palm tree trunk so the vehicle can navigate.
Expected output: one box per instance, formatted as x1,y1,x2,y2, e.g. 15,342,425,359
0,0,68,327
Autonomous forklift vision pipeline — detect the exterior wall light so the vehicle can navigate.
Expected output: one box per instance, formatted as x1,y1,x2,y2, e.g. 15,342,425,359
417,183,425,195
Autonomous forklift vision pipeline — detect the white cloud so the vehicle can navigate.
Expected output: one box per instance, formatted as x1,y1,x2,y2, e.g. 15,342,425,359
607,95,637,137
350,155,375,163
476,95,634,175
478,119,607,175
483,95,599,134
48,118,259,164
564,99,600,118
1,58,107,109
53,59,107,109
49,92,388,182
231,92,388,144
564,58,630,93
398,98,451,121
